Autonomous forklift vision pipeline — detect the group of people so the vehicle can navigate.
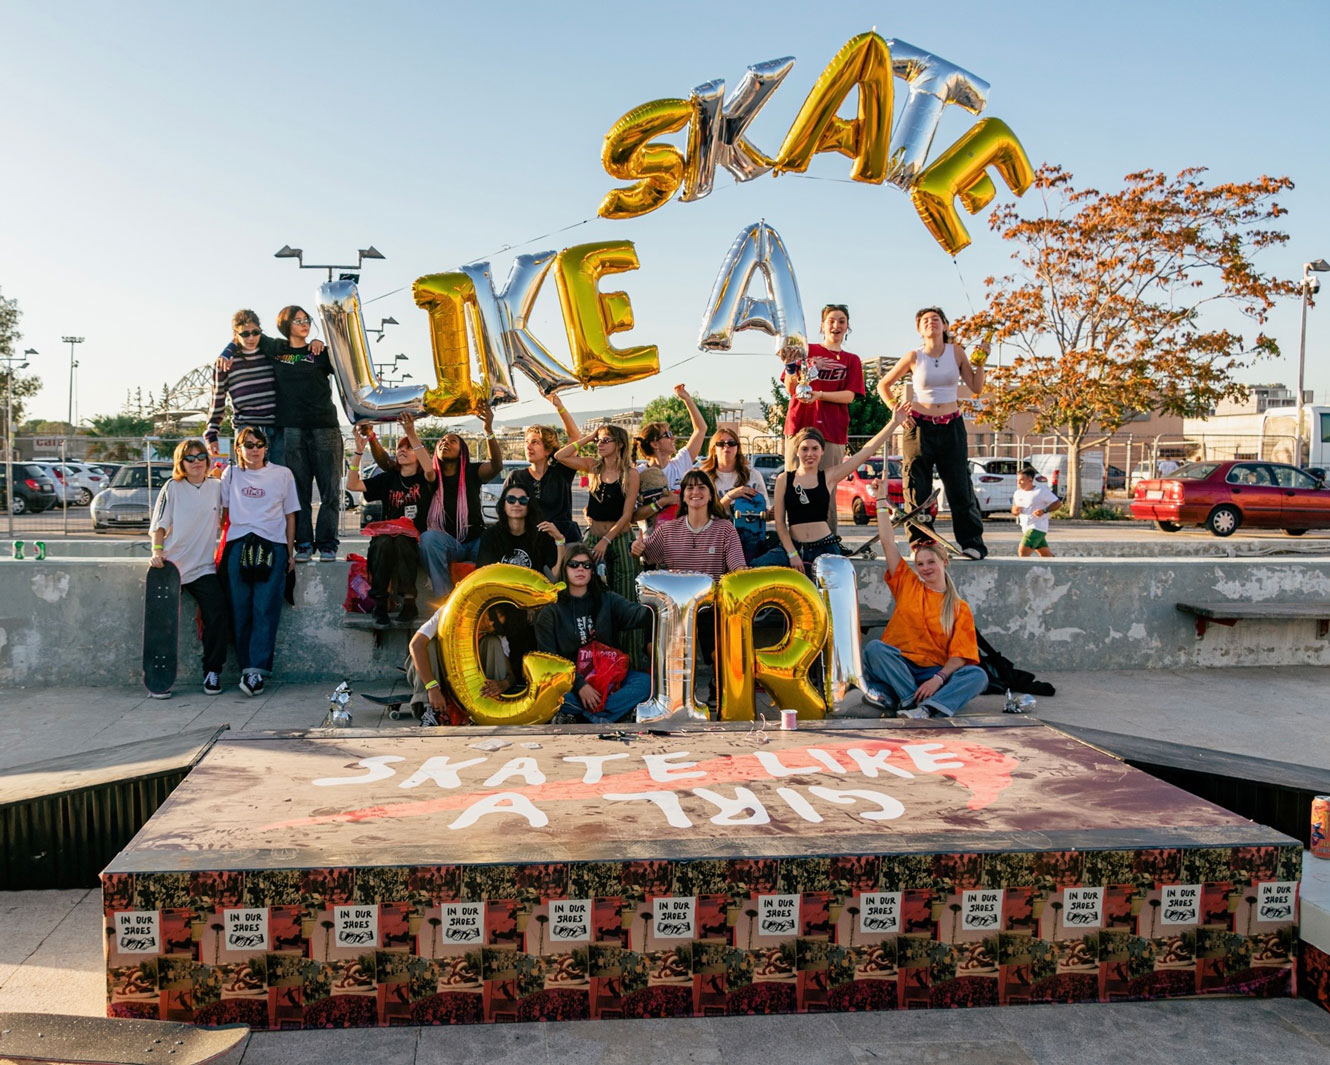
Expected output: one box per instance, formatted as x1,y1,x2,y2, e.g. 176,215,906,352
148,301,1004,724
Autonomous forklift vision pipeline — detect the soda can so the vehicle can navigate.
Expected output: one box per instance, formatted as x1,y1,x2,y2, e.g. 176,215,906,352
12,540,23,560
34,541,46,561
1313,795,1330,860
780,708,798,730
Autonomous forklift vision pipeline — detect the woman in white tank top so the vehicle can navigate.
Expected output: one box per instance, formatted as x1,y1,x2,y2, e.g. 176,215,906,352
875,307,991,559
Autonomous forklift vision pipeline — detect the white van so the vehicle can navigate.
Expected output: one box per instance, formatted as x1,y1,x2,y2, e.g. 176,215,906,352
1028,451,1106,501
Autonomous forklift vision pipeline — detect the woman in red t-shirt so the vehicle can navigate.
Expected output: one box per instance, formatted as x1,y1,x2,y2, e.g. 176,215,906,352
861,486,989,719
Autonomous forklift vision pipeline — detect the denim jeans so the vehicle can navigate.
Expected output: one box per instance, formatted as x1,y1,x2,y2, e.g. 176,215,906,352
224,542,288,676
420,528,481,598
861,640,988,717
282,426,343,553
561,669,652,724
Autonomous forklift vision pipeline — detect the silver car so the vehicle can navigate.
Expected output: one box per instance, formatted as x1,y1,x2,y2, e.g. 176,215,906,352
90,463,175,531
32,463,79,507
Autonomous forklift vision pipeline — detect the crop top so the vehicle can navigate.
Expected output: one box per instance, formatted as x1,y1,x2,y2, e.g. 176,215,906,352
585,473,627,522
912,344,961,405
783,470,830,527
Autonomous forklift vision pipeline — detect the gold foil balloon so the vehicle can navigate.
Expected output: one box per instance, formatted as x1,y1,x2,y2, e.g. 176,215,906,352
598,99,692,219
909,118,1034,254
316,280,426,422
413,272,485,417
554,241,660,387
716,567,828,721
439,564,574,726
775,31,892,184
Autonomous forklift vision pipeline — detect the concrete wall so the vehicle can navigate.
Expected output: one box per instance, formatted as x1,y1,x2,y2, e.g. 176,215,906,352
1,556,1329,687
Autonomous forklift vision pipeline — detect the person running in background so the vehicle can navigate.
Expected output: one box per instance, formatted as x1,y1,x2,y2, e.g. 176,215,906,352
783,304,865,532
632,384,707,532
148,438,227,698
505,391,583,543
1011,466,1061,557
861,485,988,719
347,413,436,627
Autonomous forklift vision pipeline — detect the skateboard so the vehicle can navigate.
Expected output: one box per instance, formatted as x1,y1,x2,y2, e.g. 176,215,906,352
142,561,181,696
0,1011,247,1065
361,691,418,720
889,488,966,559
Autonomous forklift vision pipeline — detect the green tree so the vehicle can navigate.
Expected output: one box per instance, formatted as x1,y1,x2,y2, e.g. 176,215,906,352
757,376,894,441
87,412,156,460
640,393,721,440
959,164,1296,515
0,290,43,441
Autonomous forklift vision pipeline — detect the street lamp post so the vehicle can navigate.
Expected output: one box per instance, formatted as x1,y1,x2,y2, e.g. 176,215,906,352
62,336,83,436
274,244,385,283
1295,258,1330,466
3,348,34,537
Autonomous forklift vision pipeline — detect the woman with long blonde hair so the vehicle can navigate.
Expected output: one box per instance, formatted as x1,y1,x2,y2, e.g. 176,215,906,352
861,482,988,718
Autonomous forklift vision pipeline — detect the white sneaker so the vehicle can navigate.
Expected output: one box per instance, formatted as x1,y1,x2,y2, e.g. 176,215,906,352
203,671,222,696
896,706,930,719
148,691,172,700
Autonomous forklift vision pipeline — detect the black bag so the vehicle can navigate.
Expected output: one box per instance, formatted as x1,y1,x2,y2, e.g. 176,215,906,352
237,533,276,585
975,629,1055,697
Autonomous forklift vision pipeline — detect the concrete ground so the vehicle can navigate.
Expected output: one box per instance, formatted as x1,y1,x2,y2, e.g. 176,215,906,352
3,667,1330,1060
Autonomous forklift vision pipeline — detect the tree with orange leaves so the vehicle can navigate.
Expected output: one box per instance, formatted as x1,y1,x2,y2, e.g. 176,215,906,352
956,165,1297,515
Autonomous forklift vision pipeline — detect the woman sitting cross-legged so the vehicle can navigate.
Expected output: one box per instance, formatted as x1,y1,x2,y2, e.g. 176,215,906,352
861,486,989,719
534,544,654,724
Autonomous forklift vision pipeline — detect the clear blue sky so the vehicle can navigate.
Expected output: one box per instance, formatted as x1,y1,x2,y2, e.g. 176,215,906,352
5,0,1329,427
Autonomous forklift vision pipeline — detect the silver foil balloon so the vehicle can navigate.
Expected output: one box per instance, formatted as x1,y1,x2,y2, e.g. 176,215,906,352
883,38,990,189
682,56,794,201
813,554,866,708
635,571,716,724
324,680,353,728
492,251,579,396
697,221,808,364
317,281,426,422
459,262,521,407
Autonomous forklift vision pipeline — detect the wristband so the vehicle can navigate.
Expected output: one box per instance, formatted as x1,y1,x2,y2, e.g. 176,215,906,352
554,538,566,546
152,545,165,553
424,679,439,691
486,433,497,441
787,550,800,560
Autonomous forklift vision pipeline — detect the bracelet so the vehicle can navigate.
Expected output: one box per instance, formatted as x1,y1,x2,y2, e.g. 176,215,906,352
152,545,165,553
424,679,439,691
787,549,800,560
486,433,497,441
554,538,566,546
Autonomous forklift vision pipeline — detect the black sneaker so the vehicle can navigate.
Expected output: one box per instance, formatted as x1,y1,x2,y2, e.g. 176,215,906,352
396,599,418,625
372,604,391,629
203,671,222,696
239,672,264,697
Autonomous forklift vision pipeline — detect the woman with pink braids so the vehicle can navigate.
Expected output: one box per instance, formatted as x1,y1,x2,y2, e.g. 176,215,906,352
418,400,503,601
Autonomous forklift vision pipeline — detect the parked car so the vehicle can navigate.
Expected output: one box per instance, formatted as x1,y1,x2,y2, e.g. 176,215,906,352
936,458,1049,517
92,462,124,482
0,463,59,514
56,462,109,505
480,459,534,523
32,463,79,508
90,463,175,531
1130,459,1330,537
834,456,935,525
751,453,786,496
1105,464,1126,491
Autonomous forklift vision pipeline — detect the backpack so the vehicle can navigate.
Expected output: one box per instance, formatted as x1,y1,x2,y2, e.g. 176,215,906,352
975,629,1056,697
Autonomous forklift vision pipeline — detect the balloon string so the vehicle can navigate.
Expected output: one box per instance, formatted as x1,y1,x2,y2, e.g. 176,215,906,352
951,256,978,317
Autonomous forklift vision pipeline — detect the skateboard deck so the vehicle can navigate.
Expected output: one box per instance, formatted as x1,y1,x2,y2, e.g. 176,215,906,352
361,691,417,720
889,488,965,558
0,1011,247,1065
142,562,181,696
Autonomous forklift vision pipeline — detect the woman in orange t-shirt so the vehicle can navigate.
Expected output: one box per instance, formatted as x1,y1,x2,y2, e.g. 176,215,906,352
861,488,988,719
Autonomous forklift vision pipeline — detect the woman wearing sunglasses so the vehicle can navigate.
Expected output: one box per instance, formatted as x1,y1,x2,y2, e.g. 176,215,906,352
219,426,300,697
147,438,227,697
205,311,281,463
534,545,654,723
632,383,707,532
697,428,785,566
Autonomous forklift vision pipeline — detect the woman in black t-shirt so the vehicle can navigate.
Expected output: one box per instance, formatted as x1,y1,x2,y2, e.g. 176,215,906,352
348,414,436,626
506,392,583,544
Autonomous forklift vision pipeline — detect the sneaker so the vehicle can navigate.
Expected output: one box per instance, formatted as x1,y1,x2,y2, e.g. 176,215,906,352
961,545,987,560
373,605,391,630
552,711,580,725
203,671,222,696
419,706,440,727
396,599,418,625
318,550,337,562
860,687,897,714
294,548,313,563
896,706,930,720
239,672,264,697
148,690,172,700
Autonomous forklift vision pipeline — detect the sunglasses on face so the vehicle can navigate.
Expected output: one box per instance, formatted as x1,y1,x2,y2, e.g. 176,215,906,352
714,440,738,448
504,494,530,505
241,441,266,450
182,453,208,462
657,431,674,440
236,329,261,339
595,437,615,445
566,559,594,571
291,317,312,326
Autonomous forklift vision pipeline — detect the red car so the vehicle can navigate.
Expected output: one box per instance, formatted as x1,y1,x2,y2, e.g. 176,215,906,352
836,456,937,525
1130,459,1330,536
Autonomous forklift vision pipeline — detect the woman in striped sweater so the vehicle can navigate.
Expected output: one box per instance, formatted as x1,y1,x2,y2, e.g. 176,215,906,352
205,310,280,462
